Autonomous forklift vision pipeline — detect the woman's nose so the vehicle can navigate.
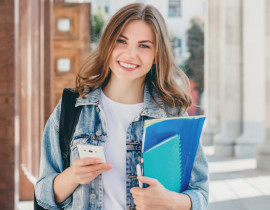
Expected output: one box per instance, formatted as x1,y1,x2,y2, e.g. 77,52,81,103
125,45,136,58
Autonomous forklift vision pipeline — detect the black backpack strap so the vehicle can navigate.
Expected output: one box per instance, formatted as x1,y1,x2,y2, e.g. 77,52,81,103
59,88,82,169
34,89,82,210
34,192,46,210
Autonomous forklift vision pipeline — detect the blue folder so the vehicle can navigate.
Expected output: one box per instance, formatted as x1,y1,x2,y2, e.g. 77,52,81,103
141,116,206,192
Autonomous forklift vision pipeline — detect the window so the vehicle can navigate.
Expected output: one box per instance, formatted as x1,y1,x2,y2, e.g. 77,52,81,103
168,0,182,17
173,38,182,56
57,58,71,72
104,5,109,13
57,18,71,32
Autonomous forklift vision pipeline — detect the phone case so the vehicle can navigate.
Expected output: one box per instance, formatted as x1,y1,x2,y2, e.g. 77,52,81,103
77,144,106,163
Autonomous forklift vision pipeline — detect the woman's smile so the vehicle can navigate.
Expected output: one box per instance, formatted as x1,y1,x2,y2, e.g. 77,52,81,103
118,61,140,71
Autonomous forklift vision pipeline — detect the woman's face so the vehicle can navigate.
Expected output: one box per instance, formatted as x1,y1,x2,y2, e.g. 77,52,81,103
109,20,155,85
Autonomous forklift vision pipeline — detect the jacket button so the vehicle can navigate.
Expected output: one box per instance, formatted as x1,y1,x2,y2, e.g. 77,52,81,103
128,142,139,145
96,130,102,136
90,193,97,200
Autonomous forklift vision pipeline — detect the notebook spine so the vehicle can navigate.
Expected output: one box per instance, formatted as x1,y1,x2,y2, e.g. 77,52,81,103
179,137,182,192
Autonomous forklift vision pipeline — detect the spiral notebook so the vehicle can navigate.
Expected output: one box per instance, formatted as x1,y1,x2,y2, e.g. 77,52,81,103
142,134,182,192
137,115,206,192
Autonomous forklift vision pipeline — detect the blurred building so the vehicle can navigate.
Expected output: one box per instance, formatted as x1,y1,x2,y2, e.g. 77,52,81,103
203,0,270,168
0,1,90,209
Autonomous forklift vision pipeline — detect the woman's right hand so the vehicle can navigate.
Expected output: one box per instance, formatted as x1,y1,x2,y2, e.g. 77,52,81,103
70,158,112,185
54,157,112,203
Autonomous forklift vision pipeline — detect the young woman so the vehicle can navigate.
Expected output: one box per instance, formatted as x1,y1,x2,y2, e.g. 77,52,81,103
35,3,209,210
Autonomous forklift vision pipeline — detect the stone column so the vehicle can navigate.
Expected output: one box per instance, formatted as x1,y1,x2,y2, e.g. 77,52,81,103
213,0,243,157
256,0,270,170
202,0,221,145
234,0,265,158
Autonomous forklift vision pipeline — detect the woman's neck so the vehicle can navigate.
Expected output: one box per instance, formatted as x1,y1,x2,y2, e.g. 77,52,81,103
102,78,145,104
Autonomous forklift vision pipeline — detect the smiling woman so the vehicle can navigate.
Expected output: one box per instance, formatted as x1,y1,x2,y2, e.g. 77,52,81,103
34,3,209,210
108,20,155,92
75,3,193,111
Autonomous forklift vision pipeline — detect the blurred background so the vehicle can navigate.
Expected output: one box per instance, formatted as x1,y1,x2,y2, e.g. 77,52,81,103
0,0,270,209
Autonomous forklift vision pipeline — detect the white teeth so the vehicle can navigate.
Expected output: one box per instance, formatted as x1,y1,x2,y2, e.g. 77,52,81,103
119,62,137,69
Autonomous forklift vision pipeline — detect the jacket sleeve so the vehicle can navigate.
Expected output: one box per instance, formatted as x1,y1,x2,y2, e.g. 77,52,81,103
182,143,209,210
34,99,72,209
180,111,209,209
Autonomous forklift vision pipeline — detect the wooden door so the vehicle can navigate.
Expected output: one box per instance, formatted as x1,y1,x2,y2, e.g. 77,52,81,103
53,2,90,107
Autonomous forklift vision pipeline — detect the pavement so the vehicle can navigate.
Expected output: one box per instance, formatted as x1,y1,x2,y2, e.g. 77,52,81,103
205,146,270,210
18,146,270,210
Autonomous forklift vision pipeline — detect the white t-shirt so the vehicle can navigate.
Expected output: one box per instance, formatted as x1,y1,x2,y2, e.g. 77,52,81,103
100,90,144,210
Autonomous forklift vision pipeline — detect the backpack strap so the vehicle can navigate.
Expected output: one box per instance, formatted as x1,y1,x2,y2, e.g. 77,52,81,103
59,88,82,169
34,89,82,210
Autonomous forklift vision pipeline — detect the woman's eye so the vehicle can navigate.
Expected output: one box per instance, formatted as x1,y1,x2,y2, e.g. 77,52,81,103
117,39,126,44
140,44,150,49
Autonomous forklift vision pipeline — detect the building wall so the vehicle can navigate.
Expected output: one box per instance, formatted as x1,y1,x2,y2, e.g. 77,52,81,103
0,0,54,205
203,0,268,159
0,0,15,209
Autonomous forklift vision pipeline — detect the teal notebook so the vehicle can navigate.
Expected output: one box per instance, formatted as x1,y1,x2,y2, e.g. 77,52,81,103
138,115,206,192
142,134,181,192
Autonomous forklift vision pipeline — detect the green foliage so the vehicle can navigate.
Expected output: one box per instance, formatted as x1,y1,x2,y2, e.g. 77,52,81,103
184,17,204,94
91,8,108,43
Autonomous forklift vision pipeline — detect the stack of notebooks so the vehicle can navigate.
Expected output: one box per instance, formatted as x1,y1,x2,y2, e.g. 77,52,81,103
137,115,206,193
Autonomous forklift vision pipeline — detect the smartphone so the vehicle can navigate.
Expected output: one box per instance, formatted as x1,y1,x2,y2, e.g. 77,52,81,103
77,144,106,163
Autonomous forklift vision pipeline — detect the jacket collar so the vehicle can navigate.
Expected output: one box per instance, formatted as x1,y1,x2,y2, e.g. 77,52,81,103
141,85,167,118
75,84,167,119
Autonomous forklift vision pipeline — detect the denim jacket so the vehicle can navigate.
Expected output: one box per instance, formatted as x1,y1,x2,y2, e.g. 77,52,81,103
35,85,209,210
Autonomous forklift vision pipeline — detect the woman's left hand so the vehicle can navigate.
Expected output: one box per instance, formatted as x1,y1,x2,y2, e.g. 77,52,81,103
130,176,175,210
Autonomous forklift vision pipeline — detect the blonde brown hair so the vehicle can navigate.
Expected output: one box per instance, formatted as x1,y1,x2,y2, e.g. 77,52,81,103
76,3,193,115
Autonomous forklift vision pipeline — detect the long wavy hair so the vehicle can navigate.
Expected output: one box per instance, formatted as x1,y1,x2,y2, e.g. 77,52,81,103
75,3,193,115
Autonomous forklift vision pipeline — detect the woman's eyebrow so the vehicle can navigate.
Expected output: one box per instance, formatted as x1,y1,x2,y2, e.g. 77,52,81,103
138,40,154,44
119,34,154,44
119,34,128,39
